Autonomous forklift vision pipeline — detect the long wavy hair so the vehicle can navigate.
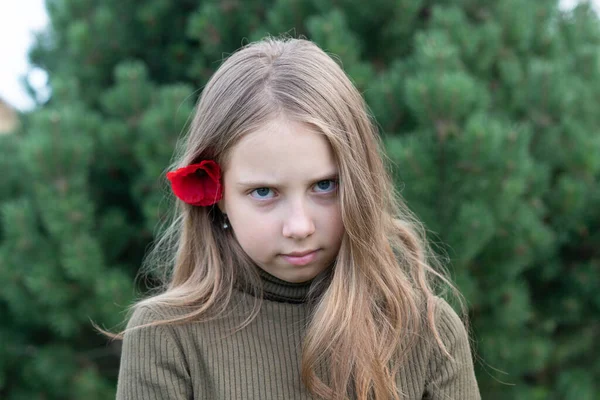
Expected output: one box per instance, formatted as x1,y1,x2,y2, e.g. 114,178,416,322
99,36,468,400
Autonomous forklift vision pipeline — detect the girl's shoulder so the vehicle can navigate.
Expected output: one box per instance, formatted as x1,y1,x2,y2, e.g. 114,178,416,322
424,296,475,369
431,296,470,344
421,297,480,398
120,302,193,358
124,301,192,331
117,303,193,399
432,296,466,328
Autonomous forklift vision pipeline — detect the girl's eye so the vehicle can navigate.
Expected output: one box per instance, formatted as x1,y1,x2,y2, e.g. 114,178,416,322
314,179,338,193
250,187,274,199
249,180,338,200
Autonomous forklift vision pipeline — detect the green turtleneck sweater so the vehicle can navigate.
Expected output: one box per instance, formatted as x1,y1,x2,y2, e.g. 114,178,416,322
116,268,480,399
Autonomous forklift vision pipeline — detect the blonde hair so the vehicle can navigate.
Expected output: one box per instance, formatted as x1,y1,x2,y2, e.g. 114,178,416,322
99,36,468,400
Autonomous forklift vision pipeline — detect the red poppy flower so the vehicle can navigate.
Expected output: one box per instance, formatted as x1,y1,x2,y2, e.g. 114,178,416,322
166,160,223,206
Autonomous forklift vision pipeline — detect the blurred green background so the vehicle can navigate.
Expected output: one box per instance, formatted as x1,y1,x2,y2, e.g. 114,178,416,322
1,0,599,399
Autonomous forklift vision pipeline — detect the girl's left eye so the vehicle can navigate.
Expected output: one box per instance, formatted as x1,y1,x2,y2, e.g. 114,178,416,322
314,179,338,193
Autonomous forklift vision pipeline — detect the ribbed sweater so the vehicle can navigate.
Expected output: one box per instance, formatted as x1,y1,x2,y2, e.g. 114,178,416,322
116,267,480,399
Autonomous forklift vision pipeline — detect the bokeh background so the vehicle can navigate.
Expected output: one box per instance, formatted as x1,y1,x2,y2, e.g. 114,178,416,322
1,1,599,399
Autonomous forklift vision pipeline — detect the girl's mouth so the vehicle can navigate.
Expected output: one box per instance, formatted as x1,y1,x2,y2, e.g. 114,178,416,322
281,249,320,265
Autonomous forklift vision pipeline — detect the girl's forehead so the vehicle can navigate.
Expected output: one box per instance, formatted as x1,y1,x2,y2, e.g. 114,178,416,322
225,118,337,181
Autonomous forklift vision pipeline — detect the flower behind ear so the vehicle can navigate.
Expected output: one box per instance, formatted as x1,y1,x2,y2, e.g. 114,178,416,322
166,160,223,206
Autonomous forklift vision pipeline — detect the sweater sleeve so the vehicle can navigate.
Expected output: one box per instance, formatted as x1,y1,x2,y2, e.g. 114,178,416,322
423,298,481,400
116,305,192,400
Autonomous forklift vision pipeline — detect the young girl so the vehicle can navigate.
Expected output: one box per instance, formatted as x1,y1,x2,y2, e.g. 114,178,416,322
108,37,480,400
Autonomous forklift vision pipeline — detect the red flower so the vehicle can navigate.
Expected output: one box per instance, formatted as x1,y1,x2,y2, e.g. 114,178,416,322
166,160,223,206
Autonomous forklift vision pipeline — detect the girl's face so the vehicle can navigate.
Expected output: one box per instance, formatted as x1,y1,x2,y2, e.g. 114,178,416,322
218,117,345,283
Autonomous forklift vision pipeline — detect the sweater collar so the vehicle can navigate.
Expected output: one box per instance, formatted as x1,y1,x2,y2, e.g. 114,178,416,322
238,265,333,304
256,267,314,304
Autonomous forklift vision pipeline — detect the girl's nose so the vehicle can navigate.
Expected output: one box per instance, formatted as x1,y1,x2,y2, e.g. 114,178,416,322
282,200,316,239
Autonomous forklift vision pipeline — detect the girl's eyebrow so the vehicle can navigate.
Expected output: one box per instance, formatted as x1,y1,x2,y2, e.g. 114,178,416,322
236,172,339,188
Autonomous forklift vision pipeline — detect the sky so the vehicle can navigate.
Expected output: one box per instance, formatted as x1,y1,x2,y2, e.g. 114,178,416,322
0,0,49,111
0,0,598,112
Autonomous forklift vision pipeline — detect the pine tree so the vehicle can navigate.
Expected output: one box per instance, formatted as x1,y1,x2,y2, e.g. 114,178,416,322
1,1,598,398
374,3,600,398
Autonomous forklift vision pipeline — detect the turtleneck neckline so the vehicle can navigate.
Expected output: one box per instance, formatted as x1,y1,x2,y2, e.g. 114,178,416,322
255,267,314,304
235,265,333,304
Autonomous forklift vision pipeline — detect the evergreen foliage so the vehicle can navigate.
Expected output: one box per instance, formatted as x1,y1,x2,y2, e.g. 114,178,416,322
1,0,598,398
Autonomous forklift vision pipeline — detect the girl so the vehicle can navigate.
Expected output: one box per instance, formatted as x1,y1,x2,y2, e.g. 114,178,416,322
107,37,480,399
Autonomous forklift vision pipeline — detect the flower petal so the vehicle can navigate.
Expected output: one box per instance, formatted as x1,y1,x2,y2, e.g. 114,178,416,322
166,160,223,206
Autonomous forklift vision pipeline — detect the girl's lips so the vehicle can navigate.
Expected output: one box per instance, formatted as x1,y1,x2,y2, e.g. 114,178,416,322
281,249,319,266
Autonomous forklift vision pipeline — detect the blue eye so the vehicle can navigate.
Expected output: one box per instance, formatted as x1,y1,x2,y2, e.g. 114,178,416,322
249,179,338,200
250,187,274,199
314,179,338,193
